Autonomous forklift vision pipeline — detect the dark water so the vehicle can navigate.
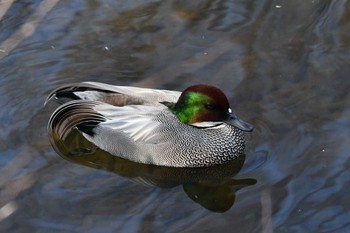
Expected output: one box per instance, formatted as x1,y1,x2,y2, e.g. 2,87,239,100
1,0,350,232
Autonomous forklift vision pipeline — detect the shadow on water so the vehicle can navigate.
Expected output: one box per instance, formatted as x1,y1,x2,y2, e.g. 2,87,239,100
49,128,256,213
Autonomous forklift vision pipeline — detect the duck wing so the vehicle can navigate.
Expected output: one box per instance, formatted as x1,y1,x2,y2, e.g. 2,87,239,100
48,99,176,164
45,82,181,106
49,99,170,144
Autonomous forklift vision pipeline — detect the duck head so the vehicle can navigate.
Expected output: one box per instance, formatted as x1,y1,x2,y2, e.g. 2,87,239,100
171,85,253,131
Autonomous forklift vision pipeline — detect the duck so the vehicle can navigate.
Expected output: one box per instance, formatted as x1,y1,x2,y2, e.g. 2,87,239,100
46,82,253,167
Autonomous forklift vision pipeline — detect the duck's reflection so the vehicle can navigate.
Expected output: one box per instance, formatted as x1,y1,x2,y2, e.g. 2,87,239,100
49,129,256,212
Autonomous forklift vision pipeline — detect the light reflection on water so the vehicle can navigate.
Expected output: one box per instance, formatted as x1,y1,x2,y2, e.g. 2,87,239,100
0,0,350,232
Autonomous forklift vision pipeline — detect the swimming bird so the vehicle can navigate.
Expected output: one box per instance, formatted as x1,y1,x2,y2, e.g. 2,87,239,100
47,82,253,167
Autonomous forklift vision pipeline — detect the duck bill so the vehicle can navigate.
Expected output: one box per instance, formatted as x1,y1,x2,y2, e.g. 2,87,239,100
226,111,253,132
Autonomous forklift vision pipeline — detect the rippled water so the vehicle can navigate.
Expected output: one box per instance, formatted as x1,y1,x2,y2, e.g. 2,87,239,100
1,0,350,232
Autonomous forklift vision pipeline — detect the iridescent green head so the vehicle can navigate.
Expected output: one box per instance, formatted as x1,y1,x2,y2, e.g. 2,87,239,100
171,85,253,131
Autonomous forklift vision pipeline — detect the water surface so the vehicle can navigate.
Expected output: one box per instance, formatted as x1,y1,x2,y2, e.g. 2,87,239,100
1,0,350,232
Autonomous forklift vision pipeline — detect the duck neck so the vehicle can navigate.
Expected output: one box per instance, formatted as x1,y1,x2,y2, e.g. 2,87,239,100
170,92,205,124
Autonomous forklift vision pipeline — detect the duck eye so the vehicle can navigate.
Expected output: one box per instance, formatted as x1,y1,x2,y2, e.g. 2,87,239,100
205,103,215,110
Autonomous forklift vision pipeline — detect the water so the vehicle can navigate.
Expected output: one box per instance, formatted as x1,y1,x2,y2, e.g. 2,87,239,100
1,0,350,232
